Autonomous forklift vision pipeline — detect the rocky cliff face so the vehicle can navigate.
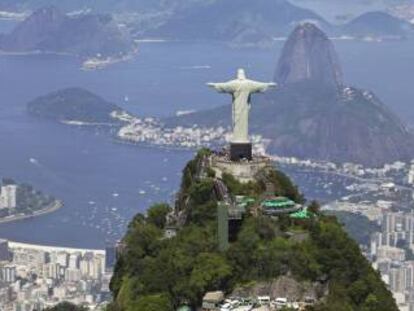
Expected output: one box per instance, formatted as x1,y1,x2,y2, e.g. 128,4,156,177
0,6,134,57
275,23,343,89
167,23,414,166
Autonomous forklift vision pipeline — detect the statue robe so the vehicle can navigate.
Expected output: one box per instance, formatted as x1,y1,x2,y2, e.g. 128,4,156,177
208,79,275,143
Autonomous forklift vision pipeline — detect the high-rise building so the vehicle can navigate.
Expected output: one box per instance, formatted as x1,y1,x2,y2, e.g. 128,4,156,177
0,185,17,209
53,252,68,267
390,266,407,293
371,212,414,254
408,161,414,185
65,269,81,282
68,253,80,269
42,263,59,280
0,264,16,283
0,239,10,262
377,246,406,262
105,244,116,272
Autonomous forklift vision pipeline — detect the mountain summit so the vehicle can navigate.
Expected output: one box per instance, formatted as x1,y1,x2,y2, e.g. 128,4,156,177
275,23,343,90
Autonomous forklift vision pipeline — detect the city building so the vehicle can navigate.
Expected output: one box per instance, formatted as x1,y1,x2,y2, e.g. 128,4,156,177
0,184,17,209
0,264,16,283
105,243,116,272
0,240,111,310
0,239,10,262
376,246,406,262
408,161,414,185
202,291,224,311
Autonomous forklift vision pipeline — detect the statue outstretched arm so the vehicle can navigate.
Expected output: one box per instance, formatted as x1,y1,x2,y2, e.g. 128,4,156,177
207,82,237,93
248,81,277,93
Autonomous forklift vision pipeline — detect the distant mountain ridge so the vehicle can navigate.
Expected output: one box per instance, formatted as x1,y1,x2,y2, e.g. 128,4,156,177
342,11,413,38
0,0,206,13
142,0,330,42
166,23,414,166
0,6,135,57
1,1,411,44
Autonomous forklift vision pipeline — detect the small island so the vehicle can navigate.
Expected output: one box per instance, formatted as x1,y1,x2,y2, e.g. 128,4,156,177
27,87,125,125
0,178,62,224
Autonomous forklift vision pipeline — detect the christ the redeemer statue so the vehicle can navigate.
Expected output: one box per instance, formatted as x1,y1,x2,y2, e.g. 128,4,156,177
208,68,276,161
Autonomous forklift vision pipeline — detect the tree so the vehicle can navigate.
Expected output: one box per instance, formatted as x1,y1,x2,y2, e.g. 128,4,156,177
189,179,214,205
188,253,232,303
263,170,304,203
133,294,173,311
45,302,87,311
308,201,321,215
147,203,171,229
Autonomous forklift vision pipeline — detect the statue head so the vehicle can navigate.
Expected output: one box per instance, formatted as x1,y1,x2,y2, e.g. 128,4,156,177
237,68,246,80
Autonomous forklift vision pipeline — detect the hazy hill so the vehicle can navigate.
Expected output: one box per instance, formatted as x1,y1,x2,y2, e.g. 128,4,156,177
166,23,414,166
0,6,135,57
0,0,206,13
342,11,413,38
142,0,330,43
27,88,123,124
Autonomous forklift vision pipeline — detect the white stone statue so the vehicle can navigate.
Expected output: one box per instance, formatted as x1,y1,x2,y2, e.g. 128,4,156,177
207,69,276,144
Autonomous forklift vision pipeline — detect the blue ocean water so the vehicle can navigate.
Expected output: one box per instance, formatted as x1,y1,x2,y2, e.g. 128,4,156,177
0,38,413,248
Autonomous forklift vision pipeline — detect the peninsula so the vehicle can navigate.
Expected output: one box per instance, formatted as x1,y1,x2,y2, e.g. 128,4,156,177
0,178,62,224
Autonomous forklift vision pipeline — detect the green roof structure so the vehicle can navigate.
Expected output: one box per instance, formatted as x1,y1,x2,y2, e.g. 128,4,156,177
237,196,256,208
261,197,301,215
261,197,295,208
290,208,314,220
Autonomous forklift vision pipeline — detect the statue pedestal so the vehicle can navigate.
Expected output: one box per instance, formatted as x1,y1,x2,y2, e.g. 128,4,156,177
210,153,271,183
230,143,252,161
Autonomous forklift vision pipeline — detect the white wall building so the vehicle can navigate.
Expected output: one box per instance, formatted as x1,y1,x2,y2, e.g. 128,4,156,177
0,184,17,209
408,160,414,185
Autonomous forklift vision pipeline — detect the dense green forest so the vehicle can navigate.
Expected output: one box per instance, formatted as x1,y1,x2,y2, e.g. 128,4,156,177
45,302,87,311
109,150,397,311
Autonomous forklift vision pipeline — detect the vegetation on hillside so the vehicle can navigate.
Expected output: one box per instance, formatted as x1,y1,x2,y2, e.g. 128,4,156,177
329,211,380,246
27,88,122,124
45,302,87,311
109,150,397,311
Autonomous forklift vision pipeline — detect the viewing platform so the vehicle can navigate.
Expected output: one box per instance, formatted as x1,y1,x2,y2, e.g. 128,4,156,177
209,151,272,183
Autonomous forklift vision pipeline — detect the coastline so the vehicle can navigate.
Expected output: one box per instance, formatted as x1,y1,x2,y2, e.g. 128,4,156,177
0,200,63,224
